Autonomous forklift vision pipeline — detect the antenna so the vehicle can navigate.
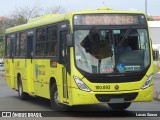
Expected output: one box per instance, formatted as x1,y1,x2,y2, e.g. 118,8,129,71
102,0,107,7
102,1,105,7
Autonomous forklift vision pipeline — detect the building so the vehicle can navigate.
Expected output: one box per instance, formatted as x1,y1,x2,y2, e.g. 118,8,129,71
148,21,160,45
0,16,7,21
149,16,160,21
148,21,160,73
0,16,7,20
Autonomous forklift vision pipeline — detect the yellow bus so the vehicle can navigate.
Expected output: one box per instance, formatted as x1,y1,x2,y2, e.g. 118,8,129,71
4,8,154,111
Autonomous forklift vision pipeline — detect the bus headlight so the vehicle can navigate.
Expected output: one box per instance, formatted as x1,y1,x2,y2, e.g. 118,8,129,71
73,76,91,92
141,74,153,89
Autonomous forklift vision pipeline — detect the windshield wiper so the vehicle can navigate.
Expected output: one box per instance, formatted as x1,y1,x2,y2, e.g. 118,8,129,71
91,27,106,41
118,27,132,46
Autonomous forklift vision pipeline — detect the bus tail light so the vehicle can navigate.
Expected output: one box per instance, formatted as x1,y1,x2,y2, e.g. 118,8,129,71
73,76,91,92
141,74,153,89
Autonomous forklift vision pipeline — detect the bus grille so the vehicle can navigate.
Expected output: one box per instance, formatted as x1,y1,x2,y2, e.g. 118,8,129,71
85,75,144,83
95,92,138,102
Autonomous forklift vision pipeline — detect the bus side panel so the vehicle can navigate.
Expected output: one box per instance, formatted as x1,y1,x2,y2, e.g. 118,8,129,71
31,59,70,104
26,59,35,95
4,59,15,89
14,59,28,93
53,64,71,104
32,59,50,98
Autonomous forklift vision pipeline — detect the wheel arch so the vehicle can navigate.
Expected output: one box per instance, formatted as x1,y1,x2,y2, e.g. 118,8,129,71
49,77,57,93
17,73,21,85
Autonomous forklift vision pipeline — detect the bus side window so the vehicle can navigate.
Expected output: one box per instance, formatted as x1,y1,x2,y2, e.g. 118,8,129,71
46,25,57,57
5,35,11,58
36,28,46,57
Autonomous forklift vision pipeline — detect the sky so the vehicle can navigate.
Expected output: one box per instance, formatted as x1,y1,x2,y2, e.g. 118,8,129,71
0,0,160,16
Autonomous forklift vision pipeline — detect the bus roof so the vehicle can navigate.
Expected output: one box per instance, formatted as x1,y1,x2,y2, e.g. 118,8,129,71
5,8,145,34
148,21,160,27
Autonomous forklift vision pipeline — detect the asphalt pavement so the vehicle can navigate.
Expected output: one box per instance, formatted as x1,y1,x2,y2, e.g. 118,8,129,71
0,72,160,119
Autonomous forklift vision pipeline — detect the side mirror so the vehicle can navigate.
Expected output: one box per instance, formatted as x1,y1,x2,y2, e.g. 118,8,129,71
66,34,73,47
153,50,159,61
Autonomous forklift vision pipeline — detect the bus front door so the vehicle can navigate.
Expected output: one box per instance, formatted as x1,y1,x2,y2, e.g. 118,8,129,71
59,29,70,104
26,35,34,95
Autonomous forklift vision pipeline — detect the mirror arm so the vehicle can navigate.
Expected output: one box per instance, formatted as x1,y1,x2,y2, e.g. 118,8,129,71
66,34,73,47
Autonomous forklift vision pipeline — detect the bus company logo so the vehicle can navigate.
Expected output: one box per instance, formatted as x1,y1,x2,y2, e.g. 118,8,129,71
2,112,11,117
115,85,119,90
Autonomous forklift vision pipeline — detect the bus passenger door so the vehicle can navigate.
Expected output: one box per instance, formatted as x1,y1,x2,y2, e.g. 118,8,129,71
5,35,15,89
60,30,70,103
26,35,34,95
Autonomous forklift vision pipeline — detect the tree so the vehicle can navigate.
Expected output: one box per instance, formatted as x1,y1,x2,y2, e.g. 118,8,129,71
0,4,66,56
10,4,43,26
10,4,66,26
0,18,14,35
45,5,66,14
0,18,15,57
0,42,4,57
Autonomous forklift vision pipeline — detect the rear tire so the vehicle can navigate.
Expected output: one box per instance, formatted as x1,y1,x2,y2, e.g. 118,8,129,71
18,76,29,100
50,84,69,111
108,102,131,110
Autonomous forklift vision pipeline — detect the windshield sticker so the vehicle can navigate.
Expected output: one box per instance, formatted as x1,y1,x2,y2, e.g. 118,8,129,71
76,56,81,60
113,30,120,34
117,64,125,73
125,66,140,71
102,65,114,73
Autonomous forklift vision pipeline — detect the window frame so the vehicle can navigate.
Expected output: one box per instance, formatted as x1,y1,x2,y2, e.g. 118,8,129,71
35,27,46,57
46,25,58,57
5,35,11,58
5,20,70,60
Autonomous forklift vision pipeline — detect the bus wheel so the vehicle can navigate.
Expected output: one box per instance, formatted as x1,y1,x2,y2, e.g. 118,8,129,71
108,102,131,110
50,84,69,111
18,76,29,100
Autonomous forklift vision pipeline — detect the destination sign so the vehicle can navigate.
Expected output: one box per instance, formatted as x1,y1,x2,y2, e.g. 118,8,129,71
74,14,146,25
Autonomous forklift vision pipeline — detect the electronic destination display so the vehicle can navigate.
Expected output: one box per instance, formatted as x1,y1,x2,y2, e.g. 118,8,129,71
74,14,146,25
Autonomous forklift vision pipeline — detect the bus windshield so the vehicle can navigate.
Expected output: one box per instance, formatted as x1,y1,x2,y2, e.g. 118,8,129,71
74,28,150,74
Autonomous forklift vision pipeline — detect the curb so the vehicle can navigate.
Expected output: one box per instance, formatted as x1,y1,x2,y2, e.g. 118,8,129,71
154,72,160,100
0,74,4,79
154,90,160,100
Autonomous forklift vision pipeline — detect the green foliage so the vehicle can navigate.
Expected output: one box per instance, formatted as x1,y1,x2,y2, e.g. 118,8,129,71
0,4,65,57
0,42,4,57
0,34,4,57
0,34,3,43
12,15,28,26
0,18,14,57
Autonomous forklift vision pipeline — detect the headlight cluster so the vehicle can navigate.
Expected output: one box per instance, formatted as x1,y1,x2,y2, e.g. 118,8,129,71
141,74,153,89
73,76,91,92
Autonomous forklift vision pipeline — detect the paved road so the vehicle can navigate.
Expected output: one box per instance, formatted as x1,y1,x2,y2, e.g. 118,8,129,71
0,72,160,119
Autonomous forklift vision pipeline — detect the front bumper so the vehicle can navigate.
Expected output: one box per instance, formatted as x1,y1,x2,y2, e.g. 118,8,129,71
70,85,153,105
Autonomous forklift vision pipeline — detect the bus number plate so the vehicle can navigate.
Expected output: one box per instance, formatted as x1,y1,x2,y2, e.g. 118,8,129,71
95,85,110,90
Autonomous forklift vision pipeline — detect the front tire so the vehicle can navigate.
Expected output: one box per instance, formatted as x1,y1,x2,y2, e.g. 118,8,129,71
18,76,29,100
50,84,69,111
108,102,131,110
